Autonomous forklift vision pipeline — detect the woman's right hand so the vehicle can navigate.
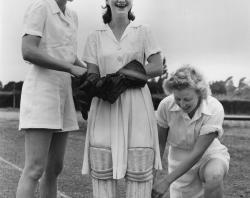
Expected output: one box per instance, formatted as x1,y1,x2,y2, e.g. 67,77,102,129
70,65,87,77
151,177,170,198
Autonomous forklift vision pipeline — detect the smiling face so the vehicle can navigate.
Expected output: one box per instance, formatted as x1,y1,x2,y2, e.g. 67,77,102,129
106,0,133,17
173,88,200,114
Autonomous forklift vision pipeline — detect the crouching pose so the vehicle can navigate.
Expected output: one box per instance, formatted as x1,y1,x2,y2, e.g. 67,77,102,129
81,0,164,197
152,66,230,198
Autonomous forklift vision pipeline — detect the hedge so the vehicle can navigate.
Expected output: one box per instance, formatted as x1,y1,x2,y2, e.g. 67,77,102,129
152,94,250,115
0,92,21,108
0,92,249,115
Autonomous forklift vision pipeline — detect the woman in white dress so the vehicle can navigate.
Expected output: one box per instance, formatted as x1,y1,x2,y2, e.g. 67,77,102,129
16,0,86,197
152,66,230,198
81,0,164,197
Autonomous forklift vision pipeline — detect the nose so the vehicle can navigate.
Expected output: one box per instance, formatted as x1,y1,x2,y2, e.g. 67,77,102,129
178,100,187,109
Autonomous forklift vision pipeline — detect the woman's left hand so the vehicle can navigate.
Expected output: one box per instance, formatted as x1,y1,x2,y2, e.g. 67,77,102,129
74,57,87,69
75,61,87,69
151,177,170,198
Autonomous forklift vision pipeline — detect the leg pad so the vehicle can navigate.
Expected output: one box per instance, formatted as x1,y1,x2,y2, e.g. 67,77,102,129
126,148,154,182
89,147,113,180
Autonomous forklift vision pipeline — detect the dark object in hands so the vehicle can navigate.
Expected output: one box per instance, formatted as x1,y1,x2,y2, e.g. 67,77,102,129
96,59,148,103
73,73,100,120
74,60,147,120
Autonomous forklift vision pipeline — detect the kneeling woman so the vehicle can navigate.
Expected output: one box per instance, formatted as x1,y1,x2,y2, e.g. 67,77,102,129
152,66,230,198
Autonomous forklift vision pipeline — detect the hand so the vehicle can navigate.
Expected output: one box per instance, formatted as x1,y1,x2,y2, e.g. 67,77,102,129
74,57,87,68
151,177,170,198
70,65,87,77
75,60,87,69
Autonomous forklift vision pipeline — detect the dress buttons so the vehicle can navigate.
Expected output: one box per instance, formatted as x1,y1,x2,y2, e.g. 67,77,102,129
117,43,122,50
117,56,123,62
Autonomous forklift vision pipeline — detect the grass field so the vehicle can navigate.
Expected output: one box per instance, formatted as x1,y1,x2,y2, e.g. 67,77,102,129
0,108,250,198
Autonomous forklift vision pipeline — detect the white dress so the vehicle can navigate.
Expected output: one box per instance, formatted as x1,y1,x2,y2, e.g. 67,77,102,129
19,0,79,131
81,23,162,179
156,95,230,198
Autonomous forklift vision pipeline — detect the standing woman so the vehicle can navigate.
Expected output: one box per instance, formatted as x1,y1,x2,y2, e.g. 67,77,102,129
152,66,230,198
81,0,163,197
16,0,86,198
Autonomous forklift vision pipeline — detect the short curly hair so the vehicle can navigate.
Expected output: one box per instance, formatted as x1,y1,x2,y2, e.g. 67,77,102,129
163,65,211,99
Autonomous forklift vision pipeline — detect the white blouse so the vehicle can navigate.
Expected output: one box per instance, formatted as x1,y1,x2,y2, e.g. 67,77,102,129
156,95,227,154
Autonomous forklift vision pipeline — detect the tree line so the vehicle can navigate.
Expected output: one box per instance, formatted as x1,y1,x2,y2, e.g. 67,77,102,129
0,77,250,114
148,76,250,100
1,76,250,99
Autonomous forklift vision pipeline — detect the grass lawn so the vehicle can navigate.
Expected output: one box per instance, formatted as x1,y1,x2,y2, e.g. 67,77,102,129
0,108,250,198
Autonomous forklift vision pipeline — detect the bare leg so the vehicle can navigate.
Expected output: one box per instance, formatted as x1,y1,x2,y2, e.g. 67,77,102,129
200,159,227,198
39,132,68,198
16,130,53,198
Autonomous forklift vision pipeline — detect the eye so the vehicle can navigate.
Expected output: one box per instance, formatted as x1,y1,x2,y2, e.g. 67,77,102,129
175,97,181,102
184,98,192,102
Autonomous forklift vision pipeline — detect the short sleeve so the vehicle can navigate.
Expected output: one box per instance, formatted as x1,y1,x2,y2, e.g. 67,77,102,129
82,32,98,65
142,25,161,61
156,99,169,129
22,0,47,37
200,102,224,138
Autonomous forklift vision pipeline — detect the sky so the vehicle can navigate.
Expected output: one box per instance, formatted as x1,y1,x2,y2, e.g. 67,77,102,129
0,0,250,86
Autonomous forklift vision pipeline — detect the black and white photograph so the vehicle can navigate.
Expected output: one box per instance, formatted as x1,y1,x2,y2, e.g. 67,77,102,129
0,0,250,198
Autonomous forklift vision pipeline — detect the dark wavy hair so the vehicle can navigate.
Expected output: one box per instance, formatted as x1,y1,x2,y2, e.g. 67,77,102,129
102,5,135,24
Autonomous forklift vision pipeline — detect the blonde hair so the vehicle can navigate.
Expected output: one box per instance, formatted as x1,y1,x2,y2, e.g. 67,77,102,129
163,65,211,99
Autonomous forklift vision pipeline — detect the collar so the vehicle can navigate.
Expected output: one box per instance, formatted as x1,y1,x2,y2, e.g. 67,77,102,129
96,22,142,31
45,0,62,15
96,22,142,43
199,97,213,116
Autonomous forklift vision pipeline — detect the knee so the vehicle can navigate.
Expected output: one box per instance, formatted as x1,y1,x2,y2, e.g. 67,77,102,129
201,159,228,190
203,168,225,190
23,162,45,181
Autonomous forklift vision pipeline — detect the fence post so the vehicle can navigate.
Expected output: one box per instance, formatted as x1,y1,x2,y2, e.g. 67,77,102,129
13,83,16,108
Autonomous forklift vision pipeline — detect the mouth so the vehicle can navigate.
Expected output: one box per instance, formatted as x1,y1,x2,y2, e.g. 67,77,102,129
182,107,191,112
115,1,128,9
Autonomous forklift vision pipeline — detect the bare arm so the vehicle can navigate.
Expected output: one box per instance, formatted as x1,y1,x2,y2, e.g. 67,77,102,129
152,132,218,197
166,132,218,184
145,53,163,78
22,35,85,77
158,125,169,159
